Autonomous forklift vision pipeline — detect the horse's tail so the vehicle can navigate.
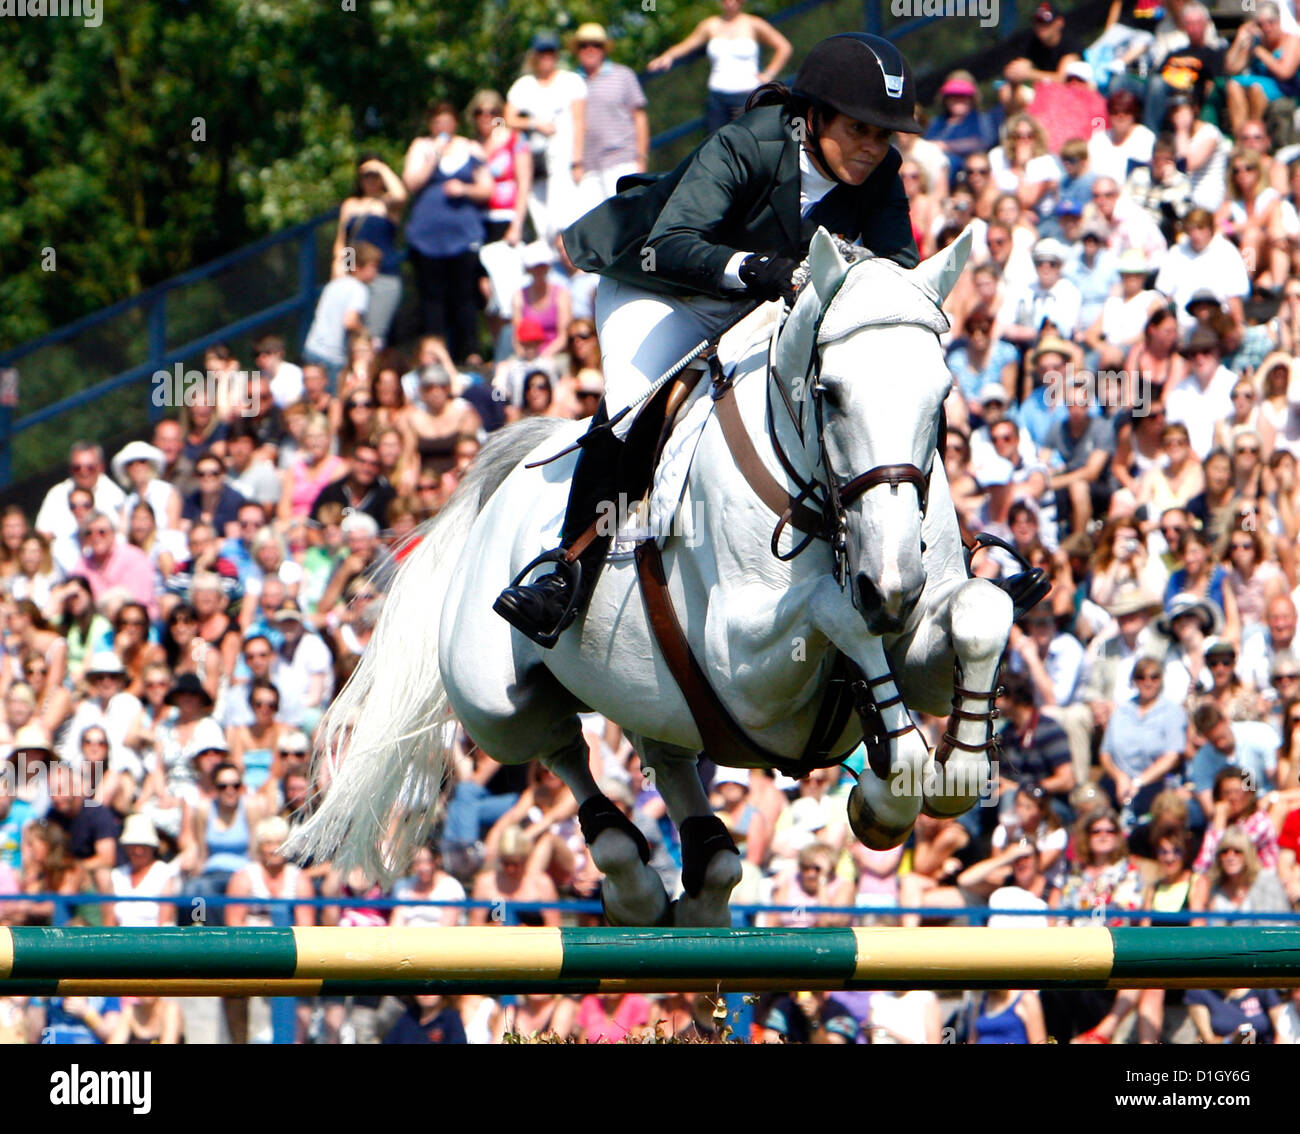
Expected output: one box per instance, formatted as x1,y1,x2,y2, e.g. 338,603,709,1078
284,417,567,882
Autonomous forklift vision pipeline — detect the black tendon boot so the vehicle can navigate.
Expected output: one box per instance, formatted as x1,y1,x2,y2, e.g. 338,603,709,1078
494,416,619,648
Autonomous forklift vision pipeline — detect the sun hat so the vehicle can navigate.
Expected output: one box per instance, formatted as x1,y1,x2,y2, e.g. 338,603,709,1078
978,382,1009,405
9,722,55,758
713,766,751,788
1105,585,1162,618
86,651,127,678
120,813,160,849
570,22,608,47
516,316,547,345
110,441,165,488
1156,592,1224,637
1032,237,1069,264
164,671,214,708
1117,248,1149,275
939,76,977,98
521,241,554,269
1032,335,1074,362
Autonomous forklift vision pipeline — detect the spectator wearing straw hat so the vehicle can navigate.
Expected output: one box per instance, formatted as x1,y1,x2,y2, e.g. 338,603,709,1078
570,23,649,213
111,440,181,535
61,652,141,773
103,814,176,928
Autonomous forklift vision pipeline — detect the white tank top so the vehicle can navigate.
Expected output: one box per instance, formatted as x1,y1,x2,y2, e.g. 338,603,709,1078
240,861,302,927
111,860,175,928
707,36,761,93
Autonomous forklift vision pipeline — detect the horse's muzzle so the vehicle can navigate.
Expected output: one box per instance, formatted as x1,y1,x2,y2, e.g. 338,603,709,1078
856,573,923,635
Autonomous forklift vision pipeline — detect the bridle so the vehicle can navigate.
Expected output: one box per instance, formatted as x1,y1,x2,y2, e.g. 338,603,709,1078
765,278,938,599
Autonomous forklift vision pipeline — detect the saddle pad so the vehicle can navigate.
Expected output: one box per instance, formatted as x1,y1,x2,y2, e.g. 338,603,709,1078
609,304,781,559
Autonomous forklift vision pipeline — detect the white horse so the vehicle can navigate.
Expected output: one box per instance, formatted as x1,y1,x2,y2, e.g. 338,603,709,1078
288,228,1012,927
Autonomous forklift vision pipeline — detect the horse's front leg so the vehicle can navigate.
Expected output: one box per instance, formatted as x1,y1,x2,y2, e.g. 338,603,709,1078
810,583,930,850
921,577,1012,819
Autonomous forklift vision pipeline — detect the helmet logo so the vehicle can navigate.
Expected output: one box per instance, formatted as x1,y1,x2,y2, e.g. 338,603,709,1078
884,72,905,98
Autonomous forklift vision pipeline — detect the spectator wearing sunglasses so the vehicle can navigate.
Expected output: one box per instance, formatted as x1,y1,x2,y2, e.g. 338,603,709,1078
74,512,156,620
35,443,126,545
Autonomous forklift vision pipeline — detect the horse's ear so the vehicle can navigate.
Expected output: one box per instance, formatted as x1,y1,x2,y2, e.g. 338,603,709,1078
912,226,973,305
807,227,850,302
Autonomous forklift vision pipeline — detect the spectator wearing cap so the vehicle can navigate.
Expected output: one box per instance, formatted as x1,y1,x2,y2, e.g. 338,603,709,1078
1154,208,1250,330
61,651,142,773
505,33,588,242
1001,1,1085,110
1084,248,1164,370
1011,335,1078,449
513,240,570,357
1099,656,1187,820
1066,586,1165,771
1126,133,1191,245
1086,174,1167,262
269,604,333,734
999,238,1083,345
1067,216,1120,336
1158,589,1228,702
1240,594,1299,691
141,672,225,836
74,511,156,620
1044,193,1086,246
35,442,127,545
924,70,1001,177
1196,635,1263,722
570,23,649,212
495,319,557,418
1165,325,1236,460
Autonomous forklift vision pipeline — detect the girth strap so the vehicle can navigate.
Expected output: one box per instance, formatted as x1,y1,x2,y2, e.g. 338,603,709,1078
635,540,854,779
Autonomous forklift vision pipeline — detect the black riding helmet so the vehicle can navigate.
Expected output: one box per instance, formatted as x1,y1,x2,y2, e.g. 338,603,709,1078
792,33,921,138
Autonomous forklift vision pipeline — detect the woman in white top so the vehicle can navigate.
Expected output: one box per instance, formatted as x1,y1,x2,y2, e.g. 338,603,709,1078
390,845,466,927
111,442,181,536
647,0,792,133
1088,88,1154,182
104,814,177,928
1217,146,1289,289
1084,248,1165,369
988,112,1061,216
504,35,589,241
1168,93,1229,213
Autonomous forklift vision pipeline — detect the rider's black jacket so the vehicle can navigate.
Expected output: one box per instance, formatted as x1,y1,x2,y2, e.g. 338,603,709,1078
563,103,919,300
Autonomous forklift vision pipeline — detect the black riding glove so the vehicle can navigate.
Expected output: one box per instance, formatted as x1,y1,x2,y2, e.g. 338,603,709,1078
739,253,798,304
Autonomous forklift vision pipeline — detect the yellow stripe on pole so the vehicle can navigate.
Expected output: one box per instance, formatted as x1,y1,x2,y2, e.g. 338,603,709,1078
851,926,1115,984
290,926,567,981
0,928,11,980
45,979,328,997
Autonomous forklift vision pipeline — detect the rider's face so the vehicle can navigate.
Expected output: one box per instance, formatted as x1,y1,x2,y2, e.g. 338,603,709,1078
811,113,892,186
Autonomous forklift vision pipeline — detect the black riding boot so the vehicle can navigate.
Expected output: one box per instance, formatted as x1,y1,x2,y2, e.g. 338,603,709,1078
494,415,620,648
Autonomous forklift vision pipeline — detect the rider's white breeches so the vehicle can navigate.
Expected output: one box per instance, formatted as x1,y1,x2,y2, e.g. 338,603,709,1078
594,277,744,438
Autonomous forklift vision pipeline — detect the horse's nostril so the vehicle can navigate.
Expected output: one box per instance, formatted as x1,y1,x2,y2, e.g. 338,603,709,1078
857,574,883,616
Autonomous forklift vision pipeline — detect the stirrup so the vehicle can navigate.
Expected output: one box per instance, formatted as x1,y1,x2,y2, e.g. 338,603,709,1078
497,548,584,649
965,531,1034,573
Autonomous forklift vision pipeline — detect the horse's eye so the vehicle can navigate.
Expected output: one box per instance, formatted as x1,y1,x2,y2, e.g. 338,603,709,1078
816,381,842,410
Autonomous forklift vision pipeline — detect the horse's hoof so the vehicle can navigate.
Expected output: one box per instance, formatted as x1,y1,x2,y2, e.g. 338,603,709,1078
848,784,915,851
920,795,973,820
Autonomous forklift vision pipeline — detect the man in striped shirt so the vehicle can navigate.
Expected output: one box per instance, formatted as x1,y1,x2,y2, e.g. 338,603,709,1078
570,23,649,215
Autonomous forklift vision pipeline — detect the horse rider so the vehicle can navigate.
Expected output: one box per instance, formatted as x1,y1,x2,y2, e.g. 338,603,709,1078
495,33,925,647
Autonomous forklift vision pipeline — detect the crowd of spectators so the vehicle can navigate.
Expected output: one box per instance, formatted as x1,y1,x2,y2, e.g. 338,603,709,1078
5,3,1300,1045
